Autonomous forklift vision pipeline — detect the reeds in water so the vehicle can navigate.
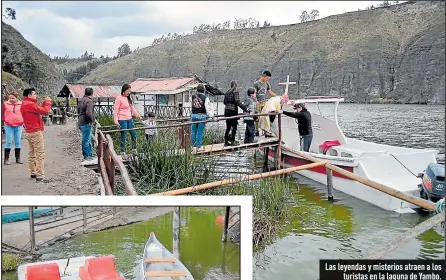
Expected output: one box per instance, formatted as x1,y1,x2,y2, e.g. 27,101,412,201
97,116,292,247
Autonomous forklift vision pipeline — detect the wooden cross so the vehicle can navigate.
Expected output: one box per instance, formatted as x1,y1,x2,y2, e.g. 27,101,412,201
279,75,296,95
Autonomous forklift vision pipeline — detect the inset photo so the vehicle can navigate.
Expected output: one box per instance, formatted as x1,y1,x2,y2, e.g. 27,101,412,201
1,205,247,280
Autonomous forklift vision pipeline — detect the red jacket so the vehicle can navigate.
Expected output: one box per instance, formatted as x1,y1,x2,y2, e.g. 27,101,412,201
20,97,52,133
2,100,24,127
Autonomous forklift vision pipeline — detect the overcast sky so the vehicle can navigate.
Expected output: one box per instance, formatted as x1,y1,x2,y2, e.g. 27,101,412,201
2,1,393,58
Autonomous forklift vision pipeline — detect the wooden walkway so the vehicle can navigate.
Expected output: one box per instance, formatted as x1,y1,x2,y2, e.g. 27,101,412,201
81,137,279,169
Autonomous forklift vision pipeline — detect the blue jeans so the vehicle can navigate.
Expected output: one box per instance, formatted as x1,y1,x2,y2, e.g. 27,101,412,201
4,125,23,149
191,113,208,147
79,125,93,159
118,119,137,153
300,134,313,152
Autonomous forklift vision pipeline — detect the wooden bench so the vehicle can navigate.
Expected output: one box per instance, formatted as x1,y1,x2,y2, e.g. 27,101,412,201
145,271,187,277
144,258,176,263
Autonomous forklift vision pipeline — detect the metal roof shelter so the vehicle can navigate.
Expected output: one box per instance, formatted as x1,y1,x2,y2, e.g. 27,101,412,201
58,84,122,99
129,75,224,96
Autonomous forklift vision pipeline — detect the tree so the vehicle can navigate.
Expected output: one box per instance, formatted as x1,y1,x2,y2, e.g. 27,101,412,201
3,8,16,20
117,43,132,57
309,9,319,20
263,20,271,27
300,11,309,23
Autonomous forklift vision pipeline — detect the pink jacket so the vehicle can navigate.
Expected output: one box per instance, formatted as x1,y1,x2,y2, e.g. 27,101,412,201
113,95,140,124
2,100,24,127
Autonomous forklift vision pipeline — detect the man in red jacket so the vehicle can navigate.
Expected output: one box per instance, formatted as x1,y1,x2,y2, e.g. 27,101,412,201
20,88,52,182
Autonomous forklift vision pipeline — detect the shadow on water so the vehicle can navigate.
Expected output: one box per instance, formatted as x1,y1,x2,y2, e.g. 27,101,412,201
3,207,240,280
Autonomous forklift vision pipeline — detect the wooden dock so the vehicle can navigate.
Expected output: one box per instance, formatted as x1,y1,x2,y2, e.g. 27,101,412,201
81,137,280,169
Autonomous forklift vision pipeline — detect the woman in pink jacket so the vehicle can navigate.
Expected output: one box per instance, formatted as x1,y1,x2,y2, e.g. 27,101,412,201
2,92,24,165
114,83,142,154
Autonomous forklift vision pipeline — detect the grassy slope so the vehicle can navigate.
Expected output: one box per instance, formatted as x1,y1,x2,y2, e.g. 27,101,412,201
80,2,445,104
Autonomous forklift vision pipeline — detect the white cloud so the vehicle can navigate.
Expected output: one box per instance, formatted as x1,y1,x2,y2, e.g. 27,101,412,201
2,1,397,57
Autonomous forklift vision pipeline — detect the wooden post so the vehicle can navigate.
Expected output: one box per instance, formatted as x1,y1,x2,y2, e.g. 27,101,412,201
172,207,180,259
83,207,87,233
263,147,270,171
277,114,282,169
222,206,231,242
29,207,36,251
326,167,334,201
113,207,117,215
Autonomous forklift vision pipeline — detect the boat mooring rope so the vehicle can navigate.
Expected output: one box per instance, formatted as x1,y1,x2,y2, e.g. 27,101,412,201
388,153,418,178
436,198,444,213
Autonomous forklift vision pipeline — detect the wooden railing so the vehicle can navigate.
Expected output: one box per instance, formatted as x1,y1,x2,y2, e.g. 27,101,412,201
96,112,282,195
144,105,192,119
97,130,137,195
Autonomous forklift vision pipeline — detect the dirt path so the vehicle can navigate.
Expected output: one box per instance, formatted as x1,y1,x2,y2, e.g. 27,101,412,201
1,119,99,195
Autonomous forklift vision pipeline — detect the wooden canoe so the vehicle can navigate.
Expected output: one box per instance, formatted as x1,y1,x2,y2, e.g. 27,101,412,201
140,232,194,280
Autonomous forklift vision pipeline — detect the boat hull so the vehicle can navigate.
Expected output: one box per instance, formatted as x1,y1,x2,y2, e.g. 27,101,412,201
265,148,424,213
140,232,194,280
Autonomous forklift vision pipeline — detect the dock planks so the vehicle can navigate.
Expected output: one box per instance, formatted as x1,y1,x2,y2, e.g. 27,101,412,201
81,137,279,169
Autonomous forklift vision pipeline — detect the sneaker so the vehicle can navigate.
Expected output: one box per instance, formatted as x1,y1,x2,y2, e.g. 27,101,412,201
4,159,10,165
36,177,50,183
255,131,260,137
30,174,37,179
224,142,232,147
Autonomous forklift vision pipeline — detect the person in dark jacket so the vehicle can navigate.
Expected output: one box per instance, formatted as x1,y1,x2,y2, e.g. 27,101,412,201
223,80,247,146
190,84,214,150
77,87,95,160
280,103,313,152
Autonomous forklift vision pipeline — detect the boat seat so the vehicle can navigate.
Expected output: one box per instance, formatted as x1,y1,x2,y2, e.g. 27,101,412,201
145,257,176,263
25,263,61,280
328,145,387,158
145,271,188,277
78,255,124,280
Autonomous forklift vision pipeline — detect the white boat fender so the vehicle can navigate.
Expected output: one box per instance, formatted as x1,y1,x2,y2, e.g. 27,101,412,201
435,198,444,213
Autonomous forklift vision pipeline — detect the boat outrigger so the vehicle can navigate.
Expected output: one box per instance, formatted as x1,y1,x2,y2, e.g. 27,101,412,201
267,95,444,213
140,232,194,280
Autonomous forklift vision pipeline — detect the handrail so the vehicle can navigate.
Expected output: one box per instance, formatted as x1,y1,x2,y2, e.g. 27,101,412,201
151,161,326,196
102,112,281,134
105,134,137,195
282,146,437,211
363,212,445,259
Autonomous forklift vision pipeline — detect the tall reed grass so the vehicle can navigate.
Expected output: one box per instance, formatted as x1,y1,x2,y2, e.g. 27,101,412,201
97,115,292,247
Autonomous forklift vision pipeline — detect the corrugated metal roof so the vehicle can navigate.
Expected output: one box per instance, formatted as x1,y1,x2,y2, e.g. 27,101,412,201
59,84,121,98
130,77,199,93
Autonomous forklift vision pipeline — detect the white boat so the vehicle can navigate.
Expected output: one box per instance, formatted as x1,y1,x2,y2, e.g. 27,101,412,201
265,96,442,213
140,232,194,280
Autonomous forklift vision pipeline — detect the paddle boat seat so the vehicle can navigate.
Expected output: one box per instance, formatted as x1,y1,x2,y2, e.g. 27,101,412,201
25,263,61,280
78,255,124,280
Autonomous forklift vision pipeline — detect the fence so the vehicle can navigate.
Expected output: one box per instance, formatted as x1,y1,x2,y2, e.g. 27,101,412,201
95,112,282,195
26,206,116,252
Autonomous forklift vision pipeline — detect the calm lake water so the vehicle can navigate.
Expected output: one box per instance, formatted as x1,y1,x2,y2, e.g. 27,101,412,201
3,207,240,280
255,103,445,280
216,103,445,280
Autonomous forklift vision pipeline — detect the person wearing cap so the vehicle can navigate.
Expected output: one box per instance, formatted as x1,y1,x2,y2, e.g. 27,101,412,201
279,102,313,152
77,87,95,160
242,87,257,144
253,70,277,136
